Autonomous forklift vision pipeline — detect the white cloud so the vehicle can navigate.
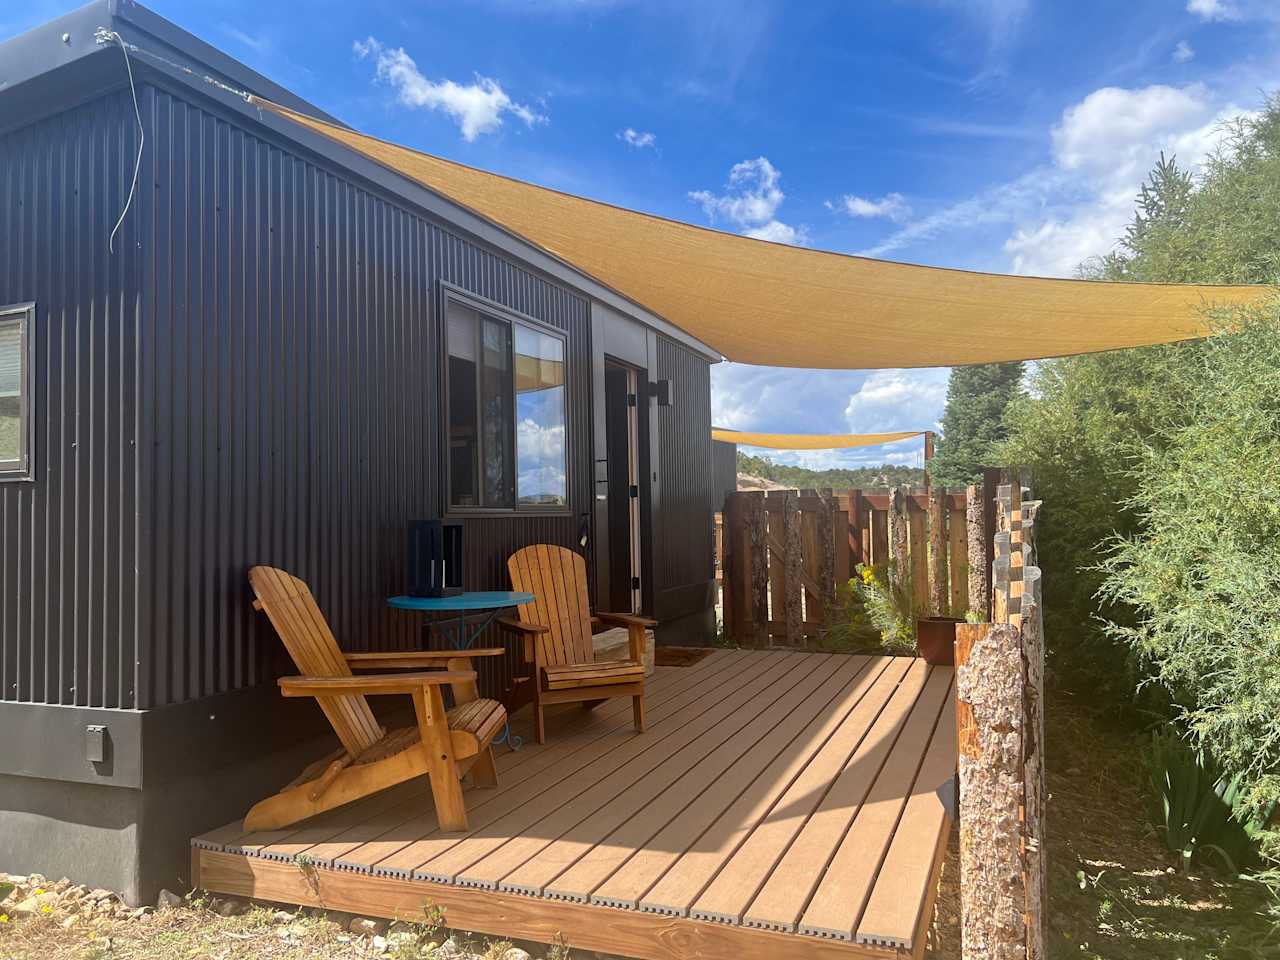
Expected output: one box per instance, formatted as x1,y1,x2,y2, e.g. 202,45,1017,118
618,127,657,149
354,37,546,141
690,157,807,246
843,368,949,434
744,220,808,244
1173,41,1195,63
865,82,1249,277
827,192,911,222
1186,0,1238,21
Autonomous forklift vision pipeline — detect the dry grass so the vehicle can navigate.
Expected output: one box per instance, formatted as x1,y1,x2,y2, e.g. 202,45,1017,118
924,685,1278,960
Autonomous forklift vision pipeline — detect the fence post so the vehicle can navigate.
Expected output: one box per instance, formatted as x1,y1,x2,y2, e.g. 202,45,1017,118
929,485,948,616
966,485,988,621
949,496,968,617
746,492,769,648
889,487,910,604
956,621,1027,960
847,488,865,569
818,488,837,615
783,491,803,646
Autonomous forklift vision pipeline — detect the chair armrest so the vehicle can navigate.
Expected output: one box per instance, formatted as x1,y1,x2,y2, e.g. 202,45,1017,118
345,649,505,669
595,611,658,629
497,617,549,635
278,671,475,698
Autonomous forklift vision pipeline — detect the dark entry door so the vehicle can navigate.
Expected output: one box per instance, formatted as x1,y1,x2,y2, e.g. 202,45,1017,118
604,361,641,613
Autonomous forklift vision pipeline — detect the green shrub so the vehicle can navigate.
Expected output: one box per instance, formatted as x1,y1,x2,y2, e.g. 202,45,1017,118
1147,724,1269,873
1100,308,1280,859
818,564,915,656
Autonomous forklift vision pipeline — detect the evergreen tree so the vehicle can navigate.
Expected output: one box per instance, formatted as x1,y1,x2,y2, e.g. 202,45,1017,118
928,362,1024,486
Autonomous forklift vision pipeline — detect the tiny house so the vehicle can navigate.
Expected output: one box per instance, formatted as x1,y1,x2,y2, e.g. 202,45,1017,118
0,0,720,903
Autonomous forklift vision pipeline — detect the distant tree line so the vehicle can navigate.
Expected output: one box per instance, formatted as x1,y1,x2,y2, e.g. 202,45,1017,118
736,451,926,489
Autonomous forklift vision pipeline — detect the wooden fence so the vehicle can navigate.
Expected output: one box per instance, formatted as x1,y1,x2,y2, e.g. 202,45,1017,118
718,485,982,646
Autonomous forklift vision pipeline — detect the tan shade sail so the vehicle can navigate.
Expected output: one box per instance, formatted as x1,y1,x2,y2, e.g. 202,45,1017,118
256,99,1271,370
712,429,923,449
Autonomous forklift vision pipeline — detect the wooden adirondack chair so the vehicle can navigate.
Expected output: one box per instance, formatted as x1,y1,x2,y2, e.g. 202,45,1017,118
243,565,507,833
500,545,654,744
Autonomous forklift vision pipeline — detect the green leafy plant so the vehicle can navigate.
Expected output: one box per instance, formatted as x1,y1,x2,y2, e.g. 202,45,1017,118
850,562,915,655
1147,725,1269,873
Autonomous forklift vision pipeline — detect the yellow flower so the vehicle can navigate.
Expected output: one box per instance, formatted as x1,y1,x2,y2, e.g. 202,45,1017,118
0,914,10,923
33,889,43,896
40,906,52,914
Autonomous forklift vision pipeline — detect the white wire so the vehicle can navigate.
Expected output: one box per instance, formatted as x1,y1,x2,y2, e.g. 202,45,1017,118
105,30,145,255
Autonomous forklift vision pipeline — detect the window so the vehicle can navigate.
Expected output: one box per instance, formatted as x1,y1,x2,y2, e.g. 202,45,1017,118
447,298,567,510
0,303,32,480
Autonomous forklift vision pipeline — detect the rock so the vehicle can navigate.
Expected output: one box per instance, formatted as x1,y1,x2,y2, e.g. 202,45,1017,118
501,949,532,960
271,910,296,923
129,906,152,919
348,916,388,937
88,888,115,903
386,930,419,949
371,934,388,953
11,892,58,917
211,897,248,917
156,889,184,910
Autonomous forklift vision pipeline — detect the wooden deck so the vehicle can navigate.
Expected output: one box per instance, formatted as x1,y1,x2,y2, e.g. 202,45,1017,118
192,649,956,960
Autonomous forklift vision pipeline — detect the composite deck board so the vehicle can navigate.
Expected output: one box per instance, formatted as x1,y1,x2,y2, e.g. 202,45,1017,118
629,657,911,918
202,654,736,863
743,666,952,932
494,653,844,896
324,653,769,875
423,653,806,885
798,668,954,943
194,651,956,960
355,652,789,877
688,659,928,925
854,695,958,948
230,659,707,857
549,655,878,906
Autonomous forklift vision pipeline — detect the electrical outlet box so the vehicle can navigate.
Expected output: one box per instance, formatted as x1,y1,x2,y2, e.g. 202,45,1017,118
85,724,107,763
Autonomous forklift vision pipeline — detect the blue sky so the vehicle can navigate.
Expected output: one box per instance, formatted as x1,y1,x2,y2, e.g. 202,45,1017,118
7,0,1279,469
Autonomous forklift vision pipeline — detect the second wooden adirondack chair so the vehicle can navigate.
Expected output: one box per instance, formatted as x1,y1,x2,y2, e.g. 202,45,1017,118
500,544,654,744
243,565,507,833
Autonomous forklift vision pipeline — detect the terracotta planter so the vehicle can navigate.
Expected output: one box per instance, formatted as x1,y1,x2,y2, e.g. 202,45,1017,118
916,616,962,665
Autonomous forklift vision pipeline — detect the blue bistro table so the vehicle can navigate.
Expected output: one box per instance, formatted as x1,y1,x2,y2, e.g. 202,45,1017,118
387,591,535,750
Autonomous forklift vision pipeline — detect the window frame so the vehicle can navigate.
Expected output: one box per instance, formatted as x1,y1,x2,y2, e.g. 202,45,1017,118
440,284,571,517
0,302,34,483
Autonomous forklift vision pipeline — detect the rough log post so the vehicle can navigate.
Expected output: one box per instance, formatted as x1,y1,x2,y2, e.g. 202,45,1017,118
1020,498,1046,960
870,503,888,566
956,621,1027,960
909,496,929,618
889,487,910,606
746,492,769,647
982,468,1001,621
949,502,968,616
966,484,989,621
818,488,837,617
847,488,865,569
929,485,948,616
783,491,804,646
721,495,737,644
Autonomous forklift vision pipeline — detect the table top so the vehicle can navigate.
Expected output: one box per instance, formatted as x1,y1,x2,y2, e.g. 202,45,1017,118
387,591,535,612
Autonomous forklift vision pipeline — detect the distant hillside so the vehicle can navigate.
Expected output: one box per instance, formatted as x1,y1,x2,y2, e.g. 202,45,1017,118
736,452,925,491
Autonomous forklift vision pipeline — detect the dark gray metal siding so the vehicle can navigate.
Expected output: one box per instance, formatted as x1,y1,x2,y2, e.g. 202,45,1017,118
652,337,715,622
0,90,143,709
136,83,591,707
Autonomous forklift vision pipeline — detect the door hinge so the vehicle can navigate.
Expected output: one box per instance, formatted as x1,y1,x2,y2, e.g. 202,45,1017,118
627,392,638,407
628,484,639,499
631,576,641,590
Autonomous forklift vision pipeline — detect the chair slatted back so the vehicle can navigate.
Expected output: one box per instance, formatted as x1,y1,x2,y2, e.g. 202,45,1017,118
248,565,383,756
507,545,595,668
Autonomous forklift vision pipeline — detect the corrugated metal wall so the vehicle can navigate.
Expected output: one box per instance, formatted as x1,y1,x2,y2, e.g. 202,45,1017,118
0,91,143,709
652,336,715,618
136,84,590,707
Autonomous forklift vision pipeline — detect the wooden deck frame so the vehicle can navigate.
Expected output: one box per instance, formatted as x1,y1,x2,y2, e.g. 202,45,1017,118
193,651,955,960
